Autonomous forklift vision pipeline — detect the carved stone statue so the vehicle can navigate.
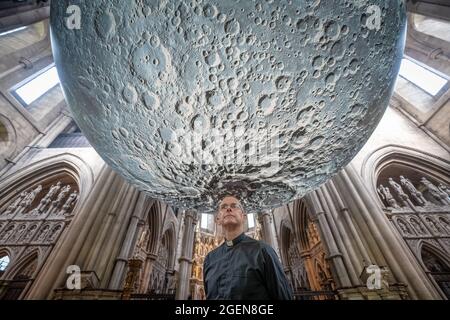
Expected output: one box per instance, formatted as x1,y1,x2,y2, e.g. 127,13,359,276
50,185,71,214
400,176,426,205
438,183,450,198
378,184,400,208
388,178,409,203
3,190,27,215
421,177,450,205
55,185,71,205
19,185,43,213
62,190,79,214
47,181,62,199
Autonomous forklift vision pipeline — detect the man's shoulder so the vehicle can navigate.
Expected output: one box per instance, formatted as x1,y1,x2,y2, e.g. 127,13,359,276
204,243,224,261
242,235,273,251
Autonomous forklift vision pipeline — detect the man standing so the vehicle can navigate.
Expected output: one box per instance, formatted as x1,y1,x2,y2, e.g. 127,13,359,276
203,195,293,300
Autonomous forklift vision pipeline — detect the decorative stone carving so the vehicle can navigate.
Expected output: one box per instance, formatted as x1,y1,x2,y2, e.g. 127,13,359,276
378,184,400,208
46,224,63,242
2,190,27,215
36,225,51,242
438,216,450,234
410,218,426,235
0,224,16,242
438,183,450,197
9,223,27,242
425,217,442,234
20,224,38,243
397,218,414,236
388,178,410,206
400,175,426,205
51,185,71,213
19,185,42,214
421,177,450,205
61,190,79,215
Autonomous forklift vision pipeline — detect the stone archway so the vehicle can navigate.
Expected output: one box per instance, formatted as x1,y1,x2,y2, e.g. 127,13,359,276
280,199,337,300
0,252,38,300
420,243,450,299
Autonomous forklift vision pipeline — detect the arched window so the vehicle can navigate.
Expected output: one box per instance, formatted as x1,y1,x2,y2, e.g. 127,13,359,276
421,246,450,299
1,254,38,300
0,255,10,273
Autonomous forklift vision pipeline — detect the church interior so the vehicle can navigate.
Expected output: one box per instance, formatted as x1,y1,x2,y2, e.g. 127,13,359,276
0,0,449,300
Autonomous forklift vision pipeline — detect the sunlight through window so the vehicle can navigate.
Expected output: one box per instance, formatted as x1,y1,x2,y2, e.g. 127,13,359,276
248,213,255,229
15,66,60,105
0,255,10,271
0,26,27,36
201,213,208,229
398,58,447,96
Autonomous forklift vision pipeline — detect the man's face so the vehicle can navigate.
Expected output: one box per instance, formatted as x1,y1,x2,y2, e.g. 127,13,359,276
217,196,245,228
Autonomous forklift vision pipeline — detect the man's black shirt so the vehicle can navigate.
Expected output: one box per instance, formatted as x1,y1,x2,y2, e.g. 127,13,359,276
203,233,293,300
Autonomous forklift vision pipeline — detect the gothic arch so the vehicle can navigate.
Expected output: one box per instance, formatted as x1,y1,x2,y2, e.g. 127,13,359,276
161,222,177,271
0,248,12,276
0,250,40,300
146,202,162,255
292,199,313,252
0,153,95,214
415,241,450,272
361,145,450,204
2,249,41,280
417,241,450,299
279,220,293,267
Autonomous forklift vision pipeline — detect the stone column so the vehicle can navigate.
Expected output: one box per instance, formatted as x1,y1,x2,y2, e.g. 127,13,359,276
304,191,353,289
257,210,281,257
139,253,158,294
108,195,152,289
175,209,198,300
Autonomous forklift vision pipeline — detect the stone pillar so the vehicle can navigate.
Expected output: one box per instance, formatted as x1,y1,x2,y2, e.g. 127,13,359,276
257,210,280,257
139,253,158,294
108,195,153,290
304,191,353,289
175,209,198,300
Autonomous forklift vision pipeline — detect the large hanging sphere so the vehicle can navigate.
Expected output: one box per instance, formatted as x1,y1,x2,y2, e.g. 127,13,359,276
50,0,406,213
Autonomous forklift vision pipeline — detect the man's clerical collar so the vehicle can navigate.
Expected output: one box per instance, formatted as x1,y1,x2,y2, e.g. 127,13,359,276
225,233,245,247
